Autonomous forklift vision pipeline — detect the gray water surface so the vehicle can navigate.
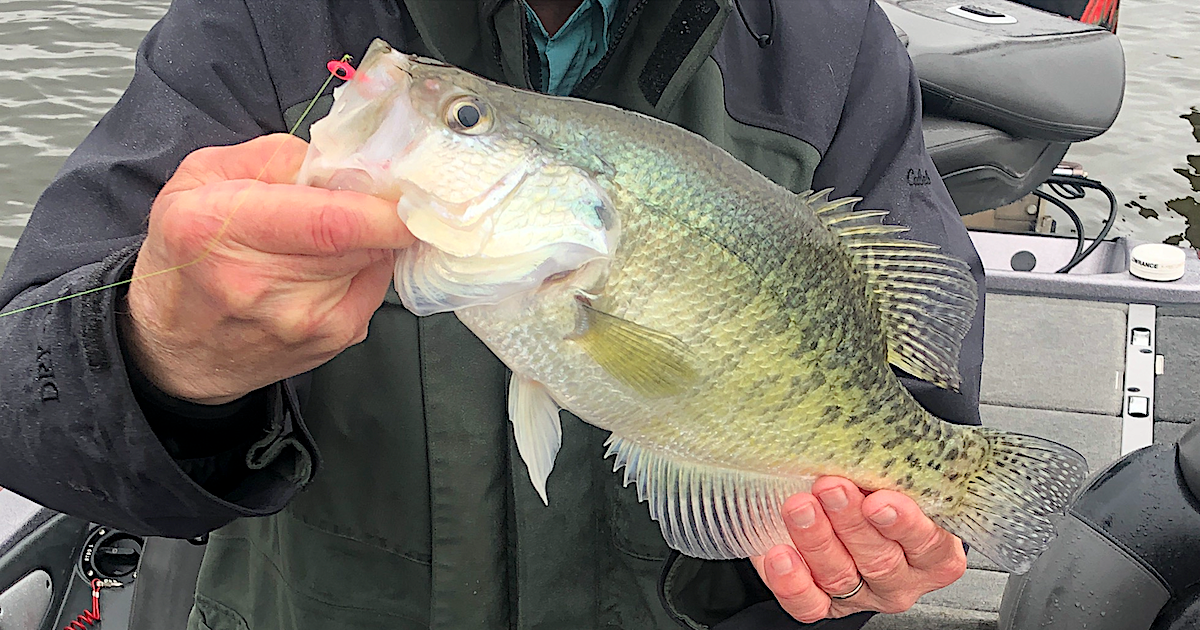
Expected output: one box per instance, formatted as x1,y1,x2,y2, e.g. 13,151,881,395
1064,1,1200,246
0,0,166,272
1,1,1199,273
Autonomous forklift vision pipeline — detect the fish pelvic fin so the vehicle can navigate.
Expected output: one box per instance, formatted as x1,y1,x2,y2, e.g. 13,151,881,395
806,190,978,391
934,429,1088,574
570,303,699,398
605,434,808,559
509,375,563,505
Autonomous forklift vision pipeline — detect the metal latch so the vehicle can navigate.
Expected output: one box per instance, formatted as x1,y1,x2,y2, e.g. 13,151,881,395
1121,305,1157,453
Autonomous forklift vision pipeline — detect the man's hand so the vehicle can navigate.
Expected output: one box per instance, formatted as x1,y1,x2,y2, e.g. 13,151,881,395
121,134,415,405
751,476,967,623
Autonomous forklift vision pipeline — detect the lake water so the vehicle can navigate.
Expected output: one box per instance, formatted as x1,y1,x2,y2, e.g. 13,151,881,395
0,0,165,272
1,0,1199,274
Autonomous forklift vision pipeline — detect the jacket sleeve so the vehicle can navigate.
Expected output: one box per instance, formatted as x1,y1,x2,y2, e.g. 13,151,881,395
0,0,318,538
810,0,985,428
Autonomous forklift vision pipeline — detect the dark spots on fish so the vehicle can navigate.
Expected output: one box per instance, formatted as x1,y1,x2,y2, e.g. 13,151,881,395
920,488,935,498
900,473,914,488
927,460,942,472
881,437,904,450
823,404,843,422
808,371,825,390
881,457,897,471
905,453,921,466
945,446,959,460
853,437,872,453
749,373,783,391
947,472,962,482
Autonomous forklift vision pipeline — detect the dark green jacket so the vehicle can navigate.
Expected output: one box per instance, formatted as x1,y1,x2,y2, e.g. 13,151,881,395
0,0,984,628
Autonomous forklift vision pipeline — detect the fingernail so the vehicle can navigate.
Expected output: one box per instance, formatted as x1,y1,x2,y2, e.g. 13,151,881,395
868,505,898,526
770,551,795,575
787,503,816,529
818,487,847,511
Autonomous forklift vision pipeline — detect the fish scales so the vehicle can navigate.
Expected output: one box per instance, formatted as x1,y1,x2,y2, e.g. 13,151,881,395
297,39,1089,573
525,102,937,466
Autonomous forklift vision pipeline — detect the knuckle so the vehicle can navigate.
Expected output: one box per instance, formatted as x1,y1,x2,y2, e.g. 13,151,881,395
856,549,907,581
187,144,224,166
797,531,840,556
158,198,223,253
311,204,360,255
772,579,813,602
935,554,968,586
796,611,829,624
274,309,324,346
334,321,366,349
316,314,368,352
173,146,229,187
909,528,951,558
792,601,832,624
830,514,875,540
817,573,863,596
210,274,268,314
176,146,216,176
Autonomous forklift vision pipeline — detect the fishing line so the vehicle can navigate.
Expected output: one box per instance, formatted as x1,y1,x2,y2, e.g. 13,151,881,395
0,54,356,320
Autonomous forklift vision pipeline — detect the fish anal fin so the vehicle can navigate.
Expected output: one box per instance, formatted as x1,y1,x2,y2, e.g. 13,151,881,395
570,303,699,398
604,434,810,559
807,193,978,390
509,375,563,505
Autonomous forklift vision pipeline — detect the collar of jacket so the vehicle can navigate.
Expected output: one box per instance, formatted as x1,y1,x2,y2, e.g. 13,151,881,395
400,0,732,116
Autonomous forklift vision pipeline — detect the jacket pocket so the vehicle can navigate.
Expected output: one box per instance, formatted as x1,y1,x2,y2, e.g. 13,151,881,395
190,593,249,630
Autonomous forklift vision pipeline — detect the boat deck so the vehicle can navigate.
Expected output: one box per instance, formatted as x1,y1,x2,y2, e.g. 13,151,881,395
864,293,1200,629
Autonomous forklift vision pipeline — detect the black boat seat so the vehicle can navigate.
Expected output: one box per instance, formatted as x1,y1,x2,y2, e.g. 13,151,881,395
883,0,1124,143
924,116,1068,214
883,0,1125,214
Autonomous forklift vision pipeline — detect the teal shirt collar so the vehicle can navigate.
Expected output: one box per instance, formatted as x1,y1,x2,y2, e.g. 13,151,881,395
523,0,620,96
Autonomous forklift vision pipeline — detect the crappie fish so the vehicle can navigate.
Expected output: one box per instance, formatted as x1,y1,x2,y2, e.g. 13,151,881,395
297,39,1088,573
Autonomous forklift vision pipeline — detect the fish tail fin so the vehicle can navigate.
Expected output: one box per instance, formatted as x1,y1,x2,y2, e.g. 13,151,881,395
935,429,1088,574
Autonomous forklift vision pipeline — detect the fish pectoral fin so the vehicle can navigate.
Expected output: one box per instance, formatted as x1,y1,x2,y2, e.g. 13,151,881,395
569,303,699,398
605,434,808,559
806,190,978,391
509,375,563,505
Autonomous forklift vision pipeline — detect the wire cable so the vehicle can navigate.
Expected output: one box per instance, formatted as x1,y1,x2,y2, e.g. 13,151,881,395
1042,174,1120,274
1034,189,1087,272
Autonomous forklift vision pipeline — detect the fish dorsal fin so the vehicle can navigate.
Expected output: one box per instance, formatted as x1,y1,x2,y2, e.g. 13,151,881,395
807,190,978,390
605,434,809,559
509,375,563,505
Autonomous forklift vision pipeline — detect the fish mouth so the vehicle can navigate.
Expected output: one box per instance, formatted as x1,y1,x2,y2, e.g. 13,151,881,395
306,166,377,195
296,45,422,199
361,38,450,74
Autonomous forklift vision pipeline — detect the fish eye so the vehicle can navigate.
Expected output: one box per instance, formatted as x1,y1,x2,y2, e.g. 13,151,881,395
446,98,491,135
